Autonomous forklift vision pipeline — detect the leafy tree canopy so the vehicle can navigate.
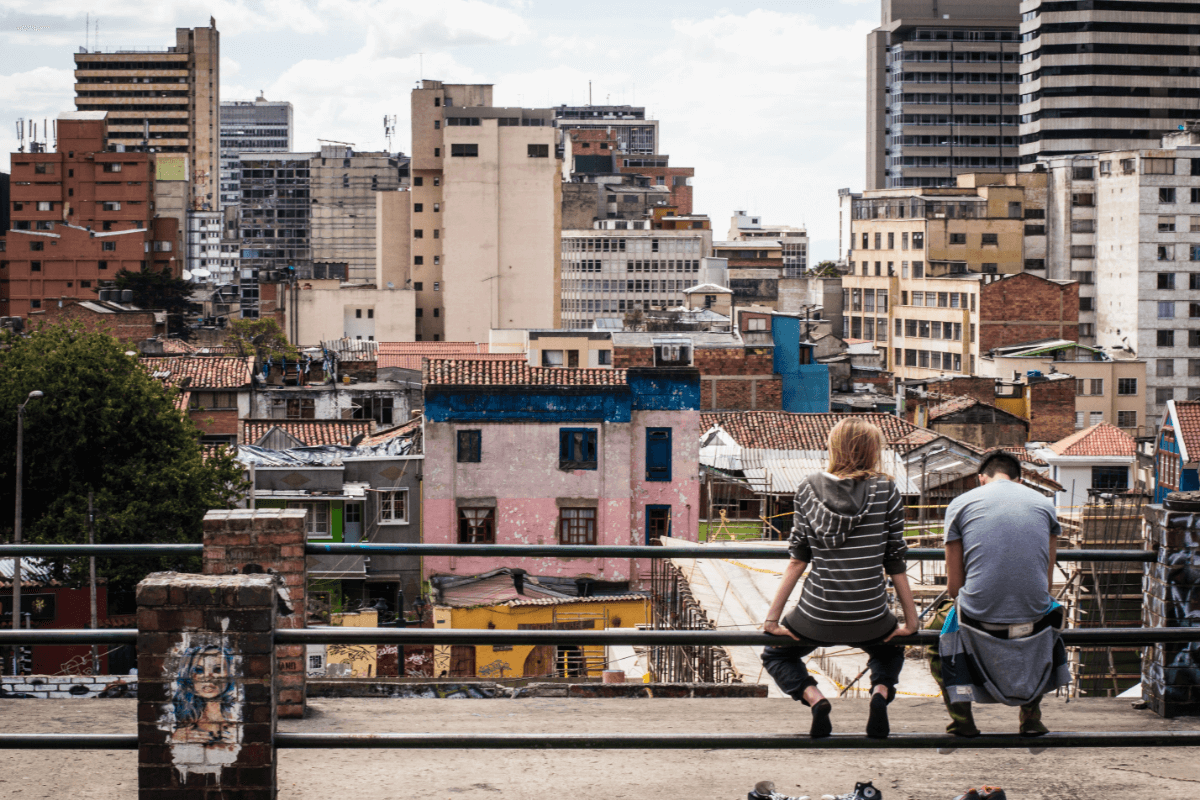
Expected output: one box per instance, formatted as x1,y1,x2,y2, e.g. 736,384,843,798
0,324,247,596
112,267,198,336
224,317,298,361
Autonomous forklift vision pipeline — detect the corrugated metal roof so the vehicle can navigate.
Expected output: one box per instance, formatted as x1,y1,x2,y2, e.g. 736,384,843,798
0,558,57,587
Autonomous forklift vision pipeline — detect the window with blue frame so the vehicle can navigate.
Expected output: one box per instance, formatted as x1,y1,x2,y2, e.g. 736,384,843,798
645,427,672,481
559,428,598,470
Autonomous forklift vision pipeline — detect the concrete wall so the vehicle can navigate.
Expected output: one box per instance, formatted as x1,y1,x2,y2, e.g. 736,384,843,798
292,283,416,345
442,119,561,340
376,190,412,288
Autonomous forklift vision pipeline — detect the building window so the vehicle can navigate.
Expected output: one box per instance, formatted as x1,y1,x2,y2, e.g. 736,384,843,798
414,177,423,186
286,501,330,539
1117,378,1137,395
414,203,423,212
102,241,116,252
1159,216,1177,233
189,391,237,410
1146,158,1175,175
1159,245,1175,261
1091,466,1128,491
457,430,482,463
1080,297,1094,312
1158,330,1176,348
1160,187,1177,204
30,261,41,272
541,349,564,367
102,202,121,211
1090,379,1104,396
286,398,316,419
414,230,423,239
597,350,612,366
450,143,478,157
981,233,998,246
29,241,43,251
1158,359,1175,377
1075,411,1086,430
646,427,672,482
1159,273,1176,290
379,489,409,524
559,508,597,545
528,144,549,158
912,232,924,249
1157,387,1175,405
458,508,495,544
559,428,598,470
949,233,967,245
1159,301,1176,319
1118,410,1137,428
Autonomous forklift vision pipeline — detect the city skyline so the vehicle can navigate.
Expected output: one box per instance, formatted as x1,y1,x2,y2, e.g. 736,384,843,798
0,1,878,262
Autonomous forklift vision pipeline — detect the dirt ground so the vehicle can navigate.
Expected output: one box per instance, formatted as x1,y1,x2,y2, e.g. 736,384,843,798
0,696,1197,799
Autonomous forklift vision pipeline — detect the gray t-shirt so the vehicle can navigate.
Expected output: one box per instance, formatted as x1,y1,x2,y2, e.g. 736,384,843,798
944,478,1060,624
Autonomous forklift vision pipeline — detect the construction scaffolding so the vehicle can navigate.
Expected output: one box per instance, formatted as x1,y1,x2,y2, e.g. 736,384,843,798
647,557,740,684
1059,491,1149,697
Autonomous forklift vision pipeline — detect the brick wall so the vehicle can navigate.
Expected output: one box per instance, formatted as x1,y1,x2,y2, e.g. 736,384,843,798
1029,377,1076,442
980,273,1080,353
620,346,781,410
202,509,307,719
613,346,654,369
136,572,277,798
189,408,240,437
906,376,997,424
31,301,164,342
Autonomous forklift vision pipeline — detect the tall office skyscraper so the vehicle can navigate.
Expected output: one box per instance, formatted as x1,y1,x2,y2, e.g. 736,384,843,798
1018,0,1200,165
866,1,1020,190
220,96,293,209
73,20,220,211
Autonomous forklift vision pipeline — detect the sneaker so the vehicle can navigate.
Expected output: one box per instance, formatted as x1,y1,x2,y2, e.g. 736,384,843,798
953,789,1006,800
748,781,810,800
821,782,882,800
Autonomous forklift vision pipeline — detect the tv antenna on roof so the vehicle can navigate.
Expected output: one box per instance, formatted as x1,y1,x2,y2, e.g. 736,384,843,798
383,115,397,152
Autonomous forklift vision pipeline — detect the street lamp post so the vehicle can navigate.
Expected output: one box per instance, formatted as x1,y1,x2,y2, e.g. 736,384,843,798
11,390,43,674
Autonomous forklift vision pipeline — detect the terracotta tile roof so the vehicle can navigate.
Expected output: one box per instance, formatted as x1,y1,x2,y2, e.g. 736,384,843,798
1048,423,1136,458
701,411,926,451
377,341,508,370
927,395,980,420
142,356,254,390
424,359,628,387
174,390,191,412
160,338,196,354
242,420,373,447
201,443,234,462
1004,446,1048,467
1173,400,1200,460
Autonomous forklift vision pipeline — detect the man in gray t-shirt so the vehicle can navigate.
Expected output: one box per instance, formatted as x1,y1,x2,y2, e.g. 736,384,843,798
928,450,1060,742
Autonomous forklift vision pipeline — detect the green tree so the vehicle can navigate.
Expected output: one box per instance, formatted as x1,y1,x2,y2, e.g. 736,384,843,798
224,317,298,361
112,267,198,335
0,324,247,597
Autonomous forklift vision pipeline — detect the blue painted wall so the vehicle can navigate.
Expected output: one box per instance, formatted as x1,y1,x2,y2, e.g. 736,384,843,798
425,369,700,423
1154,426,1199,503
772,316,830,413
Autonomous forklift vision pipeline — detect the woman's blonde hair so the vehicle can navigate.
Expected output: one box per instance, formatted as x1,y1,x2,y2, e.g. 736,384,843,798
825,417,886,480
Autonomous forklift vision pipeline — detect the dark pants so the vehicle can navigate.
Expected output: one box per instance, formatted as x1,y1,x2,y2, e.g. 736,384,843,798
761,639,905,704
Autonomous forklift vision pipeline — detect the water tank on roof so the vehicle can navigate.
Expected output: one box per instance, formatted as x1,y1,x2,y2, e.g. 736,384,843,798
1026,370,1043,379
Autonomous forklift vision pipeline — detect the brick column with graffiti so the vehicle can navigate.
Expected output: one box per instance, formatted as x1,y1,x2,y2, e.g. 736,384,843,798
136,572,277,799
1142,504,1200,718
203,508,308,718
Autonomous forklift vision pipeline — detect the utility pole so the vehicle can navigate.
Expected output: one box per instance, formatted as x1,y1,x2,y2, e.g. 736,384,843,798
88,491,99,675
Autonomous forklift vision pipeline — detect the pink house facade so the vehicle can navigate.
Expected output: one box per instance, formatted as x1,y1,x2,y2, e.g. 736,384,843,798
421,360,701,590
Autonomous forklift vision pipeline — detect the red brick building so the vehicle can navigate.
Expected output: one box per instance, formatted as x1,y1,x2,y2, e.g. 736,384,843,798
142,355,255,443
979,272,1079,353
619,157,694,215
1,111,178,319
29,298,167,342
613,339,781,411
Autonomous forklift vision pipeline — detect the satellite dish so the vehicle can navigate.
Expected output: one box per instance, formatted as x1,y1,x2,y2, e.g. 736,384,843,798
182,269,192,280
192,268,211,277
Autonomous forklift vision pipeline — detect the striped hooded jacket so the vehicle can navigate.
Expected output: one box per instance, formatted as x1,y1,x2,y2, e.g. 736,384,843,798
782,473,909,643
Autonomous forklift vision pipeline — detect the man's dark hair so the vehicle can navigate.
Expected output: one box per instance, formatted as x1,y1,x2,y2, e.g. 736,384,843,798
978,449,1022,481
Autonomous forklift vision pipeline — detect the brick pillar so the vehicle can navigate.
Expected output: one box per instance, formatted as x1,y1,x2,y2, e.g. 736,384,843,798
136,572,277,799
203,509,307,718
1142,504,1200,718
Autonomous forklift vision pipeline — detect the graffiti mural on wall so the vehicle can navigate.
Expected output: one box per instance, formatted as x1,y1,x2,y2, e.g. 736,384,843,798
1165,524,1200,702
158,634,243,782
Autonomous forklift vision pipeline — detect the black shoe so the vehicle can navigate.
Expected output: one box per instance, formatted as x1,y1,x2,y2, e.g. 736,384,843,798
865,692,889,739
809,699,833,739
822,782,882,800
748,780,810,800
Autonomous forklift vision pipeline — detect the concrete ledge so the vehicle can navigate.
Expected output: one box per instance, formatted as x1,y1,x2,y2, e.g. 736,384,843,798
307,680,508,699
515,682,767,699
303,680,766,699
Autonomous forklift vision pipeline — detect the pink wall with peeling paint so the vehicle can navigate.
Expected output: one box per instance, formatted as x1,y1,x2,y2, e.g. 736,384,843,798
423,411,699,588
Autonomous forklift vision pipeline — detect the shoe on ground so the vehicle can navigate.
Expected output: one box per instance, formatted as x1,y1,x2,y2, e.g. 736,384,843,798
953,788,1007,800
821,781,882,800
748,780,810,800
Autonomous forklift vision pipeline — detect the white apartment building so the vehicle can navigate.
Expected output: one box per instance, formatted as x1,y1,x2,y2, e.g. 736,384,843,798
1041,132,1200,427
728,210,809,276
561,223,713,330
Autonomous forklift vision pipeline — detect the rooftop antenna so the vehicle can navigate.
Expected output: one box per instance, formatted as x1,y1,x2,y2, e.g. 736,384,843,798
384,115,396,152
418,52,423,80
15,119,24,153
589,80,592,106
86,13,89,51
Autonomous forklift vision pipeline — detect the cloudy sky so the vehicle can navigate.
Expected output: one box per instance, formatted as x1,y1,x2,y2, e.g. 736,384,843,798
0,0,880,261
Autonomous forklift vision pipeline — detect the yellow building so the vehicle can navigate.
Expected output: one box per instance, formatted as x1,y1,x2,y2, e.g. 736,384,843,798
843,172,1047,378
433,593,648,680
323,610,379,678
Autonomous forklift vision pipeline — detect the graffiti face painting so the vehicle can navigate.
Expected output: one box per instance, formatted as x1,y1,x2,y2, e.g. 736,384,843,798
159,634,243,782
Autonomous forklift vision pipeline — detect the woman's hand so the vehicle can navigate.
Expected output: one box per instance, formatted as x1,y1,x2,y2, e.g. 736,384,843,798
884,621,916,642
763,620,799,640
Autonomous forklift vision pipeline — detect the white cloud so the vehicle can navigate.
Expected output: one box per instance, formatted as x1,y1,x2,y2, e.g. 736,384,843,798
0,66,75,169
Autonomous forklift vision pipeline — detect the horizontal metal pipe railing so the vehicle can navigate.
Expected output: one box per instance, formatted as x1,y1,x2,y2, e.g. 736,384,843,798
3,627,1199,648
0,543,1158,562
1,732,1198,751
